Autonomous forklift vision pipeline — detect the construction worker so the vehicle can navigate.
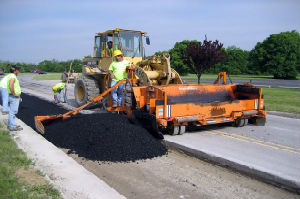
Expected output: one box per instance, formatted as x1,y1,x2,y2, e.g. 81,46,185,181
108,50,131,107
7,65,23,131
61,71,68,82
0,72,10,114
52,81,68,104
106,41,113,57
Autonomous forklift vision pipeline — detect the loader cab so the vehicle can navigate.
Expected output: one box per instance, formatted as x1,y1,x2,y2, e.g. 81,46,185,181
94,29,147,60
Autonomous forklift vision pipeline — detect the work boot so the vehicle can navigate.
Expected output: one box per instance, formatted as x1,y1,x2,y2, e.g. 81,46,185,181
112,103,118,108
8,126,23,131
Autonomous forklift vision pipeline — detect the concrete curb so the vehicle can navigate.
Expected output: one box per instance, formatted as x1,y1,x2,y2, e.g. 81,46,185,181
0,114,126,199
0,92,126,199
165,141,300,194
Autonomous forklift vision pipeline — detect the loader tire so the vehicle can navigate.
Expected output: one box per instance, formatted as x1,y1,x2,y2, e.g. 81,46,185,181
74,75,100,107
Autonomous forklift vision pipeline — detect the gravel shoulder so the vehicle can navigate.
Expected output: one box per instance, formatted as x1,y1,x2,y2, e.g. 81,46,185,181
67,148,300,199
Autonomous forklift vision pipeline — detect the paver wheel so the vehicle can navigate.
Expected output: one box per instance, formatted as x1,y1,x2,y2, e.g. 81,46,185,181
74,75,100,107
179,125,186,135
169,125,180,135
233,118,248,127
249,117,266,126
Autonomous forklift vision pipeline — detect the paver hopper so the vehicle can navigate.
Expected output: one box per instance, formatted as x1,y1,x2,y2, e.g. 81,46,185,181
129,72,266,136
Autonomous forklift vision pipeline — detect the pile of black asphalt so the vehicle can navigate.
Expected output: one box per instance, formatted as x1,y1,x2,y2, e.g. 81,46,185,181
17,93,167,162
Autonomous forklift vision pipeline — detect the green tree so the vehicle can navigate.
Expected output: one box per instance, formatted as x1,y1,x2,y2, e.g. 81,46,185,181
38,60,52,72
249,30,300,79
169,40,199,75
72,59,82,72
212,46,249,74
154,51,169,56
0,61,12,73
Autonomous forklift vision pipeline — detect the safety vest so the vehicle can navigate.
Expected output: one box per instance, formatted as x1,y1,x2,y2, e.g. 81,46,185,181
0,74,9,88
52,83,65,94
7,73,21,95
107,48,113,57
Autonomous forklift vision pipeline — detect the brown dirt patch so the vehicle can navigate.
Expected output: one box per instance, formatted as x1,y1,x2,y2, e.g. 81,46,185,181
15,166,48,186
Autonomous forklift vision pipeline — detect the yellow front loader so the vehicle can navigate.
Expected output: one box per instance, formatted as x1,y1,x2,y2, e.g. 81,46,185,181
74,28,183,107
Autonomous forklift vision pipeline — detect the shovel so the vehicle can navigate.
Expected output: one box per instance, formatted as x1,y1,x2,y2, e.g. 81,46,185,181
65,62,72,100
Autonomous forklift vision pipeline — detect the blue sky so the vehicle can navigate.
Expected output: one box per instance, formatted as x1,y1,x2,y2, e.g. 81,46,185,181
0,0,299,63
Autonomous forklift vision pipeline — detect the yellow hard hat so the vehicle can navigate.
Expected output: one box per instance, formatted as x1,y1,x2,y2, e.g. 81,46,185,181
52,86,58,92
113,50,123,57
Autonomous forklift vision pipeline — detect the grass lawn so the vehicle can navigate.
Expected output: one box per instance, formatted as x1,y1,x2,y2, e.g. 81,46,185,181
19,73,35,76
185,81,211,85
0,125,61,199
262,88,300,114
33,73,62,80
181,82,299,114
32,73,82,80
181,73,300,80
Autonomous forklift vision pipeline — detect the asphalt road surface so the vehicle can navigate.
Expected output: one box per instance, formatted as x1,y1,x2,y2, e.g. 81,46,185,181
165,114,300,191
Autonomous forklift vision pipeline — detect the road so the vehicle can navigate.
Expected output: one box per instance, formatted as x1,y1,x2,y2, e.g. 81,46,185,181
165,115,300,191
11,74,300,198
184,78,300,88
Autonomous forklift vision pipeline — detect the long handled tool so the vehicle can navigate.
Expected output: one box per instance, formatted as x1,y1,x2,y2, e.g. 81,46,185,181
65,62,72,98
34,80,126,134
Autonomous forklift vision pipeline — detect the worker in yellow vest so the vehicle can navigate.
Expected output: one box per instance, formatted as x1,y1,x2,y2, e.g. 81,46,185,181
7,65,23,131
0,68,10,114
106,41,113,57
108,50,133,107
52,81,68,104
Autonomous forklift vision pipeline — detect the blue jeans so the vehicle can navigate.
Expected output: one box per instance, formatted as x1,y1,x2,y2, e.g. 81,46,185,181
8,95,20,129
56,87,68,103
110,80,125,106
0,87,9,112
